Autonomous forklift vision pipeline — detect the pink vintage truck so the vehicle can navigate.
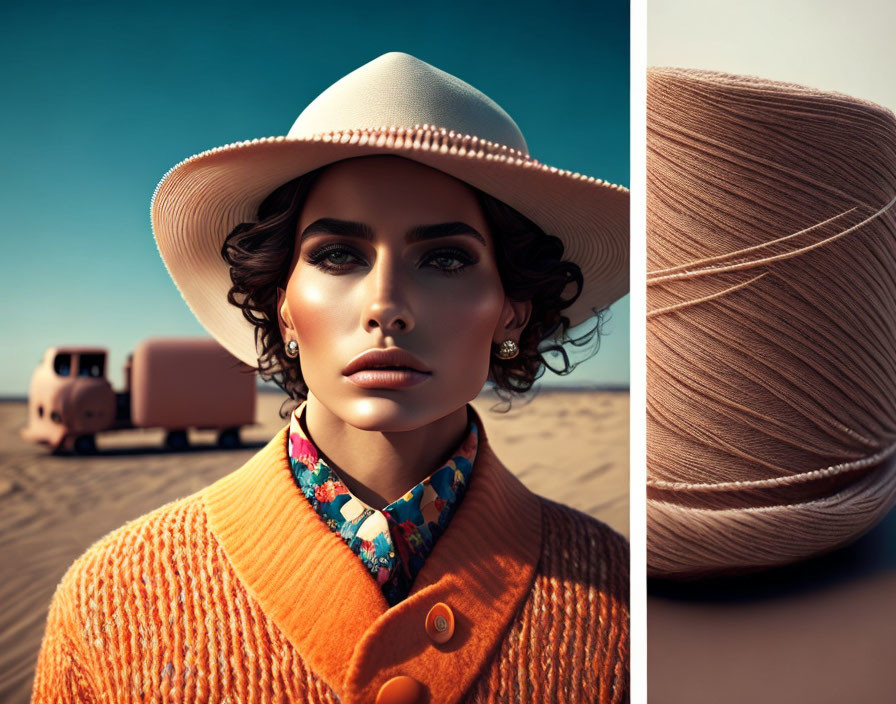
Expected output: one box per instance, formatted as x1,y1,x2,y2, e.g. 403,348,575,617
22,338,257,454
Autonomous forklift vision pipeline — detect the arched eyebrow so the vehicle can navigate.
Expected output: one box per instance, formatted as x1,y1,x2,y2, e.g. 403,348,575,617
407,221,487,246
299,218,486,246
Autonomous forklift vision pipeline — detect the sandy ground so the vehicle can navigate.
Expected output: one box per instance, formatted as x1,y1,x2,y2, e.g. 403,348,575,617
0,388,628,703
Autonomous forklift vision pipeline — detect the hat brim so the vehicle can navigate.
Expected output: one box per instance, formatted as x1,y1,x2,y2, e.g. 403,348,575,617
151,127,629,368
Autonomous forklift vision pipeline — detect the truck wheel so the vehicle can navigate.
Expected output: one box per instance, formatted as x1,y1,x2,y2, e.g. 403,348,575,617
165,430,189,451
74,434,97,455
217,428,241,449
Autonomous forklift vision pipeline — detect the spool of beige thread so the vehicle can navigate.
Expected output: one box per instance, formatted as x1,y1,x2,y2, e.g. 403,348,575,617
646,67,896,578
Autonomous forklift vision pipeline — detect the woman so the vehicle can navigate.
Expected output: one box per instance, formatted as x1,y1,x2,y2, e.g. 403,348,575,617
32,52,629,704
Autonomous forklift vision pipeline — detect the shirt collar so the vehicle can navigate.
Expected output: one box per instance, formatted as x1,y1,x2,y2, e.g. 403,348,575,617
287,402,479,509
286,401,480,605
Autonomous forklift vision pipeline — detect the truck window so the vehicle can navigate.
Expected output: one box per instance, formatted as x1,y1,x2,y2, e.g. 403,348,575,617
78,353,105,378
53,353,72,377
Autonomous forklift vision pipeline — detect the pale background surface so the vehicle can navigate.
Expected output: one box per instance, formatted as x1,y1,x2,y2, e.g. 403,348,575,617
648,1,896,702
650,0,896,111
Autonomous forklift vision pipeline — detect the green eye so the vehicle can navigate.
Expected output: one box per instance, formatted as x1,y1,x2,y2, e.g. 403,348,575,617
425,248,475,274
432,255,461,269
326,251,352,264
307,244,364,272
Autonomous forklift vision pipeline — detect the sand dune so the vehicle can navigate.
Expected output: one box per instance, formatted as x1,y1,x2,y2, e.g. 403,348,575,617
0,388,628,702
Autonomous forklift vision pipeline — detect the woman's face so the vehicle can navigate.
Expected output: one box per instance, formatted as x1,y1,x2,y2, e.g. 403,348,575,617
278,155,529,432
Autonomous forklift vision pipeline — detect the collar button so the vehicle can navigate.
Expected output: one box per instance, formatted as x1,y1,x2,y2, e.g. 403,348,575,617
376,675,423,704
425,602,455,644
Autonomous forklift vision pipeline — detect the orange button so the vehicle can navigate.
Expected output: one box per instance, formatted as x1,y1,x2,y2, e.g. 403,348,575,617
376,675,423,704
425,602,455,644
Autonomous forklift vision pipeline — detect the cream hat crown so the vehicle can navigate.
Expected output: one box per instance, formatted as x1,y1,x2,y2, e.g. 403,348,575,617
289,52,527,153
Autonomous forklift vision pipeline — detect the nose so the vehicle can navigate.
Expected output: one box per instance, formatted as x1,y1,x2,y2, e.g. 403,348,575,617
362,253,415,334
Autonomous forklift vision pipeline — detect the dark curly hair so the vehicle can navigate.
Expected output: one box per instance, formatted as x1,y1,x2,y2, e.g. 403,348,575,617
221,158,606,416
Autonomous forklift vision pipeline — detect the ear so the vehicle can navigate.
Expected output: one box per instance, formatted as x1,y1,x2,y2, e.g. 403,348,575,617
276,287,295,340
492,296,532,344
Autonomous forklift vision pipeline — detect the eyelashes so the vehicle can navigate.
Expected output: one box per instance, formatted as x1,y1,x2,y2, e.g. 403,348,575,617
305,243,478,276
305,243,361,271
423,247,477,276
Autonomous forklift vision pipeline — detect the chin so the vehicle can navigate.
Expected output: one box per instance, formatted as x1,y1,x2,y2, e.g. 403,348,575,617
339,395,455,433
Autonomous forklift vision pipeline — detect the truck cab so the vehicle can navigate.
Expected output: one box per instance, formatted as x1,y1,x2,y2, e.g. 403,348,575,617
21,347,116,452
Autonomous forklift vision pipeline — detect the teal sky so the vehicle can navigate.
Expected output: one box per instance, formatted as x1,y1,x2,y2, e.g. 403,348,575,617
1,0,629,395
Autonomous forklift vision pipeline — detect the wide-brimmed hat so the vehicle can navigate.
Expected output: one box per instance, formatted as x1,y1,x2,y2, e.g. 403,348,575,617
151,52,629,368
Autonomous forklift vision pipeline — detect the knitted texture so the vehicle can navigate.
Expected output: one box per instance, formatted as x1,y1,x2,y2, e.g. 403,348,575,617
31,419,628,704
31,495,628,703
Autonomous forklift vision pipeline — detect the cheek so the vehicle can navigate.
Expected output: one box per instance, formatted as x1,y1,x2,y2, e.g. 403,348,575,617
286,274,353,354
427,278,505,354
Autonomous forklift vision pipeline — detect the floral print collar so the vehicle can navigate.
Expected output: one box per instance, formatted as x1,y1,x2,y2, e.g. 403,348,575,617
287,402,479,606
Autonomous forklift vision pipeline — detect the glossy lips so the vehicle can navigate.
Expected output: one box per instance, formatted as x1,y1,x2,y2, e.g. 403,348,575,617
342,348,432,389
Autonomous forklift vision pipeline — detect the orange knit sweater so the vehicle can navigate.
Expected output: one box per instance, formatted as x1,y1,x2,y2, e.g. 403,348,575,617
31,408,629,703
